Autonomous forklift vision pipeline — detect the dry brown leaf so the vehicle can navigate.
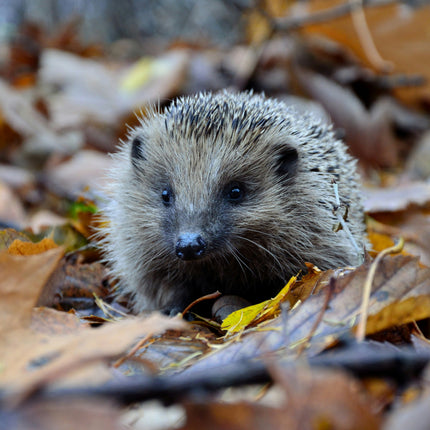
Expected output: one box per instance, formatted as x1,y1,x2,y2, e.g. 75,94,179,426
5,398,121,430
37,260,109,309
132,323,215,373
45,149,113,194
367,274,430,336
364,182,430,213
305,1,430,106
0,181,26,228
31,307,87,335
296,69,399,166
282,254,430,350
368,208,430,266
273,367,381,430
182,401,289,430
288,263,331,307
0,247,64,332
0,314,187,397
185,255,430,374
182,367,380,430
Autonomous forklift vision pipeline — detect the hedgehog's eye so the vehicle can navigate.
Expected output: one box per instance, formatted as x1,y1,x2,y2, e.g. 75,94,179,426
224,182,245,203
161,187,173,206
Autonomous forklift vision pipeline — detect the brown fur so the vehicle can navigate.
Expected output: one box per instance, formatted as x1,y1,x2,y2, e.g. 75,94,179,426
99,91,366,313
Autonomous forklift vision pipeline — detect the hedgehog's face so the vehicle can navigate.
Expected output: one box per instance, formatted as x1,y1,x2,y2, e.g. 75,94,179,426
156,177,246,257
129,122,300,272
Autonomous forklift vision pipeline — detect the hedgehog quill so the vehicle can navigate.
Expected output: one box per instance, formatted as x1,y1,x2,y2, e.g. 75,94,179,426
100,91,366,314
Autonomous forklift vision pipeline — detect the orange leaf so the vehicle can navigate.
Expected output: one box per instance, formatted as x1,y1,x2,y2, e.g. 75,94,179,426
8,237,58,255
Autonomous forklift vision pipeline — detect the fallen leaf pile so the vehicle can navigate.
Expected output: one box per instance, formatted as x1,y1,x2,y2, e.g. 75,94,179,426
1,1,430,429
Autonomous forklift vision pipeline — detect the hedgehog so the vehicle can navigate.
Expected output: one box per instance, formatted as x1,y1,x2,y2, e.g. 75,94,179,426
100,91,366,314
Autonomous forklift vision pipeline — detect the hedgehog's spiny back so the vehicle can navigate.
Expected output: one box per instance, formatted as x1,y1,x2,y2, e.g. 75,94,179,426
165,92,299,148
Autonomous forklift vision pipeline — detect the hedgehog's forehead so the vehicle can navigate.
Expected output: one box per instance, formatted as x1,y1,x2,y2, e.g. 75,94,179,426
142,111,279,190
138,94,295,186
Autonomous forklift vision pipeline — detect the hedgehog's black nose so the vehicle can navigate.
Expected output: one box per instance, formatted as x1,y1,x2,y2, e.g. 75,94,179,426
175,233,207,260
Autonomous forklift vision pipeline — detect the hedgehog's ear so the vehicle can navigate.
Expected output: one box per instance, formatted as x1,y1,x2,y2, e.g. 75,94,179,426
276,145,298,180
131,136,146,168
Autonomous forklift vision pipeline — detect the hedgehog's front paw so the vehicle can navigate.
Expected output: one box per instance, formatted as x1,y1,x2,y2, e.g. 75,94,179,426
161,306,184,317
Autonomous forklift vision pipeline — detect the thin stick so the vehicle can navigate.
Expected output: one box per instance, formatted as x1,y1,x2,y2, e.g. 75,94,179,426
356,238,404,342
274,0,398,31
113,335,155,368
182,291,222,316
349,0,393,72
332,180,362,260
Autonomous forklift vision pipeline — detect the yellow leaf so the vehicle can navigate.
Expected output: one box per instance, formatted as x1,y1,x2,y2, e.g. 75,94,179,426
221,275,297,334
365,295,430,336
120,57,172,92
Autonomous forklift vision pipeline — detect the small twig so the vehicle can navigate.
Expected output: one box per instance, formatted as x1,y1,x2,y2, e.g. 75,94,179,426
182,291,222,316
356,238,404,342
113,335,155,369
332,180,362,260
349,0,394,72
13,345,430,406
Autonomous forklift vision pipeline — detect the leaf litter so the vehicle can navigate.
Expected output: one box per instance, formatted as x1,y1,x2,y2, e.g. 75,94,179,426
1,2,430,429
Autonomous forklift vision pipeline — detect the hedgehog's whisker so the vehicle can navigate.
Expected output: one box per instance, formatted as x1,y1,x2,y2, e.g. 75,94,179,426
225,243,255,278
235,234,285,275
243,227,306,269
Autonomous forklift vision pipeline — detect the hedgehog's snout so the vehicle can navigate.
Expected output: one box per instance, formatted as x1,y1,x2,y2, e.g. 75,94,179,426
175,233,207,261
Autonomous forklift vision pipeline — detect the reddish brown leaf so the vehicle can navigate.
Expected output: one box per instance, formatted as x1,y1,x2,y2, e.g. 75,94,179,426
37,260,110,310
181,401,289,430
